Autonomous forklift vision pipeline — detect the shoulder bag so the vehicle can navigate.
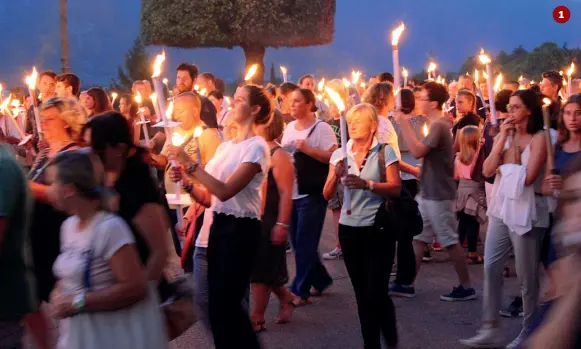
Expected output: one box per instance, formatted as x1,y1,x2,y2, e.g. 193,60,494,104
294,122,330,195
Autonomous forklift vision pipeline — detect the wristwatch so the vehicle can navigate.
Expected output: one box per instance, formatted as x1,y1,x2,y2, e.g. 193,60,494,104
185,162,199,175
365,180,375,192
72,292,86,313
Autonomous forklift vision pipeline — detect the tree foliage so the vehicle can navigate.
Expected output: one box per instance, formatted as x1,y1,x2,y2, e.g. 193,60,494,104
110,37,152,93
140,0,336,84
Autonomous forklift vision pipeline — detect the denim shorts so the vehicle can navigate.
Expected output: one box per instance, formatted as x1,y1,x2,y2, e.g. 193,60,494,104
413,197,459,248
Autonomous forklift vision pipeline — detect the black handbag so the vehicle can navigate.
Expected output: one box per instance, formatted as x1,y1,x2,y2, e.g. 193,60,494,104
374,144,423,238
294,122,330,195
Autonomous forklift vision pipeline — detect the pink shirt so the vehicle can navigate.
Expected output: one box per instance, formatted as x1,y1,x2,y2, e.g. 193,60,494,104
455,156,472,180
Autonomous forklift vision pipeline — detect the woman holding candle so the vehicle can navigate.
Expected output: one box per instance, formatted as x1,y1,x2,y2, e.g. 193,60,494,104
250,111,295,332
323,103,401,349
281,88,337,305
460,89,549,349
167,84,272,349
26,97,86,349
85,87,113,119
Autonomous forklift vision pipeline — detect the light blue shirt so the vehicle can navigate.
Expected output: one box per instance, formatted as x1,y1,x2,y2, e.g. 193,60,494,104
330,139,399,227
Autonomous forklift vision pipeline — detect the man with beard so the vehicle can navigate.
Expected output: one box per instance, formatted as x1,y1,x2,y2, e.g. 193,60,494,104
175,63,219,129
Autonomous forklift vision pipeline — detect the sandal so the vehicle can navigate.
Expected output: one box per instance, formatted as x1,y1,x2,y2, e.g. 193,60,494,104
467,255,484,265
290,296,312,307
275,301,293,324
310,288,323,297
252,320,267,333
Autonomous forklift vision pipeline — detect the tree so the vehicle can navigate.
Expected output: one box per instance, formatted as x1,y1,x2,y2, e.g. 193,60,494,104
140,0,336,84
59,0,71,73
110,37,152,93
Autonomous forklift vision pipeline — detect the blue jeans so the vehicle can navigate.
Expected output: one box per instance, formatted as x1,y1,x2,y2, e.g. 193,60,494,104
289,194,333,299
193,247,210,329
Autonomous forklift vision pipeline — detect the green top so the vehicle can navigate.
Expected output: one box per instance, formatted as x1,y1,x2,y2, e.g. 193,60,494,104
0,144,36,320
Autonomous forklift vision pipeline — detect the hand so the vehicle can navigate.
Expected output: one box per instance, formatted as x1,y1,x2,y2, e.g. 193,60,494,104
175,217,190,237
271,224,288,246
499,116,515,137
50,293,75,319
410,166,421,179
546,174,563,191
334,159,347,178
169,165,184,183
343,174,366,190
37,140,49,153
166,145,193,165
295,139,308,152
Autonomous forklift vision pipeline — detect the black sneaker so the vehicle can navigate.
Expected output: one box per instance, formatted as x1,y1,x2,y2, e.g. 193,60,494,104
389,284,416,298
422,250,433,262
440,285,476,302
500,296,524,317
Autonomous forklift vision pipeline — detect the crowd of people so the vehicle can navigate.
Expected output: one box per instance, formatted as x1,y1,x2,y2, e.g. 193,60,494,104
1,60,581,349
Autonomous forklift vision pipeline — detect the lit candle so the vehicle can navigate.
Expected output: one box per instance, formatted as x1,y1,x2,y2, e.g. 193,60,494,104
542,98,555,170
25,67,42,138
423,123,429,137
280,66,288,83
245,64,258,83
111,92,118,106
151,50,171,139
479,49,498,125
494,73,503,93
391,22,405,110
317,78,325,93
402,68,408,87
1,96,31,145
193,126,203,164
351,70,363,104
325,86,352,215
150,93,161,121
427,62,437,81
171,131,186,226
134,92,150,145
567,62,575,97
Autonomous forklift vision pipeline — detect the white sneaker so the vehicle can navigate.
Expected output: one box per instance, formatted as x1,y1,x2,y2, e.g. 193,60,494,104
323,247,343,260
505,329,527,349
459,327,504,348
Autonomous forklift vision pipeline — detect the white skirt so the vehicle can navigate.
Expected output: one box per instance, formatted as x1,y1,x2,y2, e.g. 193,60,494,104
57,282,168,349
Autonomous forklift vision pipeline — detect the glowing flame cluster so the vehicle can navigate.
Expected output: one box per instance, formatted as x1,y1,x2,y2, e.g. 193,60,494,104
171,132,185,146
193,126,204,138
402,68,408,78
494,73,503,92
150,93,157,102
317,78,325,92
111,92,118,104
427,62,437,74
280,66,287,76
478,49,491,65
342,78,351,88
134,91,143,105
567,62,575,77
152,51,166,78
25,67,38,89
543,98,552,107
324,86,346,113
245,64,258,81
351,70,362,84
391,22,405,46
423,123,429,137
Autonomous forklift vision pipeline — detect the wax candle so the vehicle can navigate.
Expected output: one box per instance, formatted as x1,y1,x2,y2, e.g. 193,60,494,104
479,50,498,125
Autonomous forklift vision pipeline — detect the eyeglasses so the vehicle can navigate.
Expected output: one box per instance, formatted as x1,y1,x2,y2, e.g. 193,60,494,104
507,104,524,112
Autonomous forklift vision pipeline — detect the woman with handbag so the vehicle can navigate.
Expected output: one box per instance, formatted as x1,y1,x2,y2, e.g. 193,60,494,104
48,150,167,349
281,89,337,305
460,89,549,349
453,126,487,264
323,103,401,349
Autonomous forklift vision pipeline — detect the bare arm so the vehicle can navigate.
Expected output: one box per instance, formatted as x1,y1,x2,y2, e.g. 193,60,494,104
373,162,401,198
83,245,147,311
272,150,294,225
29,181,53,204
300,144,337,163
525,133,547,187
192,162,262,202
200,130,221,166
399,160,420,178
398,119,431,159
132,203,170,281
323,164,340,201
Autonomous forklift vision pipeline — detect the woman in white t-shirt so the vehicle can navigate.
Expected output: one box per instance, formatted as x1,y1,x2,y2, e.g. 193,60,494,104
168,84,271,349
281,88,337,305
47,150,167,349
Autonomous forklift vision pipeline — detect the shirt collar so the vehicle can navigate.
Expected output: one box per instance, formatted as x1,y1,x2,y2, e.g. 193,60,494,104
347,137,379,158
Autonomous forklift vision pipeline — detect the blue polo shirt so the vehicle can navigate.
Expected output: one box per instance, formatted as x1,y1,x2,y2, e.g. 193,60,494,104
330,140,399,227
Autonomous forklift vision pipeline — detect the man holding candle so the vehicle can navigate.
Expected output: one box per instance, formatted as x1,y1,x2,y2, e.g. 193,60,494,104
395,82,476,302
175,63,219,129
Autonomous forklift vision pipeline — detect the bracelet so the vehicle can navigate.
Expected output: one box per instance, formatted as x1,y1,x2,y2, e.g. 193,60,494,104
275,222,290,228
185,162,199,175
182,183,193,193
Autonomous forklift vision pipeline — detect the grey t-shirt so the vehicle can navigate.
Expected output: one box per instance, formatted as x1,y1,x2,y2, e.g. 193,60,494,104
420,117,456,200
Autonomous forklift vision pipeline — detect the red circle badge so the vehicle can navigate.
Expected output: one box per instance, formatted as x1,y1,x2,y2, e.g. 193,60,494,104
553,6,571,24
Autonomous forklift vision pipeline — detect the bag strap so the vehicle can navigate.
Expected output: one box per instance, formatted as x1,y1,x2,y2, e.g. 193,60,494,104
377,144,386,183
306,121,321,138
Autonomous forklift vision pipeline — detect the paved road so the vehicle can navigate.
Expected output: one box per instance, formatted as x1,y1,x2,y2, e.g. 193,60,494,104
175,211,524,349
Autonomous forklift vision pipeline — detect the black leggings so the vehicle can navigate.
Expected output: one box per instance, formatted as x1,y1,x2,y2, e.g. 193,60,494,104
457,211,479,253
395,179,419,286
339,224,398,349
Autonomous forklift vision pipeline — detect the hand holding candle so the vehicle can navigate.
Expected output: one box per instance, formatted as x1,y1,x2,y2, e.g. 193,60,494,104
325,86,352,215
134,92,151,145
479,49,498,125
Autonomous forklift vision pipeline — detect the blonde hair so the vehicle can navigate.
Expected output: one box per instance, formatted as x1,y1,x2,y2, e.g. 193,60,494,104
458,126,480,165
456,89,477,115
345,103,379,138
40,97,88,141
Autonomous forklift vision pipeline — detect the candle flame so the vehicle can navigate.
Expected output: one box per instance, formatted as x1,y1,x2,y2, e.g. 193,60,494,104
317,78,325,92
316,93,323,100
280,65,287,75
200,88,207,96
166,100,174,120
193,126,204,138
543,98,552,106
152,50,166,78
0,97,10,115
567,62,575,77
194,84,199,91
423,123,429,137
436,75,442,84
518,75,524,82
111,92,118,104
25,67,38,89
172,132,185,146
10,99,20,108
134,91,143,104
150,93,157,102
245,64,258,81
342,78,351,88
324,86,345,112
351,70,362,84
391,22,405,46
162,78,169,86
494,73,503,92
563,79,568,86
360,82,366,88
559,71,564,76
402,68,408,78
224,96,231,105
427,62,437,73
478,49,491,65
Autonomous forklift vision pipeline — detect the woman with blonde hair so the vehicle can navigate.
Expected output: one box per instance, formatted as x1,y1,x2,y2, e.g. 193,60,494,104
25,97,86,349
323,103,401,349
